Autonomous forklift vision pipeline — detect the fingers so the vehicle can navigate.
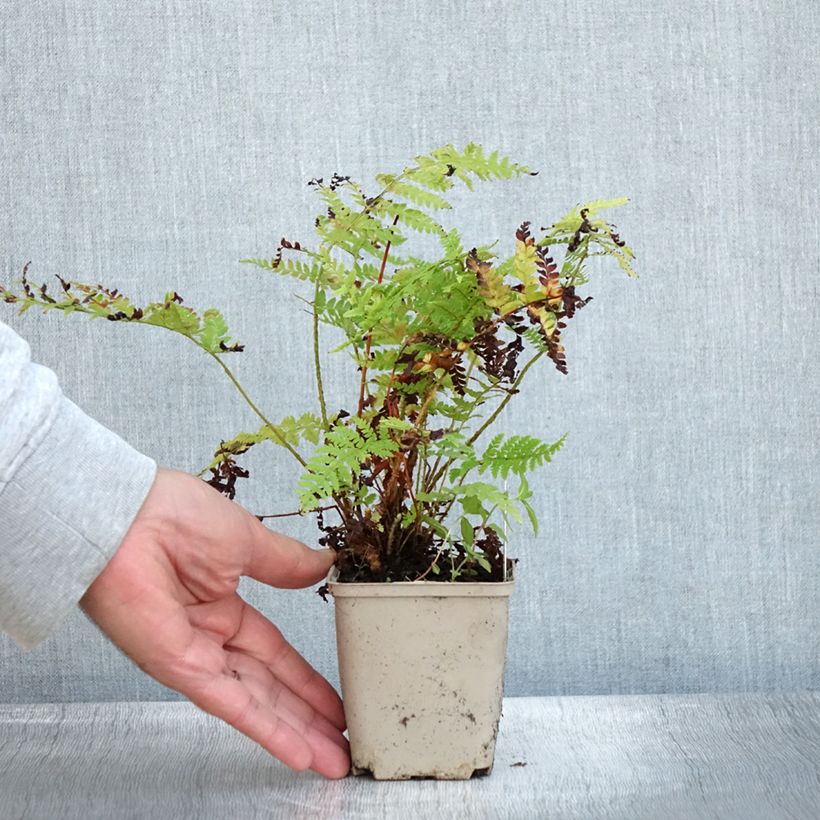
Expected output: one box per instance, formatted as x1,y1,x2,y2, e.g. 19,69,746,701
225,650,349,771
224,600,346,731
187,596,346,732
244,518,335,589
186,670,349,778
130,599,350,778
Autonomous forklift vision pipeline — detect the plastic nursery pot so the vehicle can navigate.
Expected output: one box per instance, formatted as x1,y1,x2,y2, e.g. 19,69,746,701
328,567,515,780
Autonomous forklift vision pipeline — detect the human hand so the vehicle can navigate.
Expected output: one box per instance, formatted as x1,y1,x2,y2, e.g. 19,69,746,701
79,468,350,779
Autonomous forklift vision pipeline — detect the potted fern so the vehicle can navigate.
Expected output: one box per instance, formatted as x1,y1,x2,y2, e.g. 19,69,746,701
1,144,635,779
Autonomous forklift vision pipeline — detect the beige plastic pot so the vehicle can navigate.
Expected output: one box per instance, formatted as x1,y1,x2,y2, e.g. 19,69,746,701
328,568,515,780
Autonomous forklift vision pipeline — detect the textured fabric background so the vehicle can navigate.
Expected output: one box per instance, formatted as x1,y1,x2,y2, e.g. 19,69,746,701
0,0,817,702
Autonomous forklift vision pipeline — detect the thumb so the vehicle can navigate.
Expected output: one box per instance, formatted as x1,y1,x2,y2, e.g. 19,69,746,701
243,515,335,589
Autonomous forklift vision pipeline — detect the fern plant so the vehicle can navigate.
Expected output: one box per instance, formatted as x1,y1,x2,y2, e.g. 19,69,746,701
1,143,636,583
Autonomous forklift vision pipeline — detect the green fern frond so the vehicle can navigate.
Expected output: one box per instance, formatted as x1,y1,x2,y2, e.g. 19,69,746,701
373,176,453,210
425,143,534,190
297,417,404,510
521,326,549,354
437,228,465,259
466,251,523,314
1,273,244,355
240,256,327,283
198,411,328,475
377,200,446,237
480,433,567,480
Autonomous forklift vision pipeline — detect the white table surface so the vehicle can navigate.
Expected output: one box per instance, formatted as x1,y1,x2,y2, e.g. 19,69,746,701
0,693,818,819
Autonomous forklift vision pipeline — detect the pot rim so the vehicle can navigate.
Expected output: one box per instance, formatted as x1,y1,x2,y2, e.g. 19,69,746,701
326,566,516,598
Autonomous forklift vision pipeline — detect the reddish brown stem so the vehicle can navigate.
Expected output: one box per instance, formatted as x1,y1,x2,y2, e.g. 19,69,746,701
356,214,400,416
256,504,336,520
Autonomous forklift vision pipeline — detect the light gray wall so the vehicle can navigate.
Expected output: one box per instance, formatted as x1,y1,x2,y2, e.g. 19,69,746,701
1,0,817,702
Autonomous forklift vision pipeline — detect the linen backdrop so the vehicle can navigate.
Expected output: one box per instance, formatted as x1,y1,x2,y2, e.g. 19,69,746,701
0,0,817,702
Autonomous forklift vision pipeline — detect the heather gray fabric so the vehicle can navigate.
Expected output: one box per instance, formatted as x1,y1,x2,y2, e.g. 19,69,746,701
0,0,817,701
0,321,157,649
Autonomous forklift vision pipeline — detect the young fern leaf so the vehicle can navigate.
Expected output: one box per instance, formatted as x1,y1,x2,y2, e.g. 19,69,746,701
521,325,550,354
297,418,402,510
422,431,480,482
424,143,535,189
373,176,453,210
437,228,465,259
241,256,327,284
480,433,568,480
377,200,446,237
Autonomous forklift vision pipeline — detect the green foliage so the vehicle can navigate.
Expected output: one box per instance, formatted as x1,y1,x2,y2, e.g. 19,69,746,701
480,433,567,479
467,249,523,314
453,482,522,525
541,198,638,282
1,273,243,355
377,200,447,237
202,413,324,473
2,142,637,583
373,178,452,211
297,417,410,510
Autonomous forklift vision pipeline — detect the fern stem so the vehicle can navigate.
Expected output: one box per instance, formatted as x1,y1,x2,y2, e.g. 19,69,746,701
414,546,444,581
467,351,544,446
256,504,335,520
423,353,479,491
312,277,329,428
413,369,450,432
385,511,403,556
434,467,474,525
356,214,400,416
9,295,310,469
207,352,308,467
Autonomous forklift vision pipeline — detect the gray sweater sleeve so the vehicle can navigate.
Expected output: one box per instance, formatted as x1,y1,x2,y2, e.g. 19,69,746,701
0,320,157,650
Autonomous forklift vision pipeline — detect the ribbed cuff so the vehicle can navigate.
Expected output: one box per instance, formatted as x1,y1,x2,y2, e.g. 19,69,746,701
0,396,157,650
